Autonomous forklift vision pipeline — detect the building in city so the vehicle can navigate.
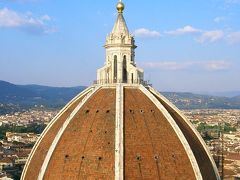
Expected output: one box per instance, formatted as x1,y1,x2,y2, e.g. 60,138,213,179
21,1,220,180
6,132,38,144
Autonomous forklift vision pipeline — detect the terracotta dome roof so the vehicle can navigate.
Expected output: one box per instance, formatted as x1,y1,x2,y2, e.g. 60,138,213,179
21,84,220,180
21,1,220,179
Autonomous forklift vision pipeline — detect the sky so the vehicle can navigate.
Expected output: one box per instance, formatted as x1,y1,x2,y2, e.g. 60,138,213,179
0,0,240,92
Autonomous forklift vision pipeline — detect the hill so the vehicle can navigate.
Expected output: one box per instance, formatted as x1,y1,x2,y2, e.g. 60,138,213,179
0,80,86,112
162,92,240,109
197,91,240,98
0,80,240,115
232,95,240,101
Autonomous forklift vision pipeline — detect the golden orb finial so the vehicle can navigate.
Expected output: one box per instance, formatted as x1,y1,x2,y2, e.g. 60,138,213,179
116,1,124,13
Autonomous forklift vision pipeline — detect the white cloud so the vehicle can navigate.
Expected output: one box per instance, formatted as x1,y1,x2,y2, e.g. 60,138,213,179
41,15,51,21
165,25,202,35
8,0,38,2
133,28,161,38
214,16,225,23
165,26,227,44
225,0,240,4
165,25,240,44
141,61,231,71
197,30,224,43
145,25,240,45
226,31,240,44
203,61,231,70
141,62,188,70
0,8,24,27
0,8,55,34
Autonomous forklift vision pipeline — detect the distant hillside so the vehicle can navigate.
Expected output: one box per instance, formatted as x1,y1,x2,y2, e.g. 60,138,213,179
196,91,240,98
0,80,86,112
232,95,240,101
0,81,36,101
0,80,240,115
162,92,240,109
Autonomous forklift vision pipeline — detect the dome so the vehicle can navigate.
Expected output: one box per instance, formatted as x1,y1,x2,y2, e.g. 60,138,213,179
21,1,220,180
21,85,219,180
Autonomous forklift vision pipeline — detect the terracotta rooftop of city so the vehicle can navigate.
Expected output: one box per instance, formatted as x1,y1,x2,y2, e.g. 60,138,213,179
21,1,220,180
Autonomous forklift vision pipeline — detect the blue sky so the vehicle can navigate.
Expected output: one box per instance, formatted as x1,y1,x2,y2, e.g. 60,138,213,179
0,0,240,92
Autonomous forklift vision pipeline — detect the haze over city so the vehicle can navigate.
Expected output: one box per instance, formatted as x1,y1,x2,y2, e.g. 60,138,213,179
0,0,240,92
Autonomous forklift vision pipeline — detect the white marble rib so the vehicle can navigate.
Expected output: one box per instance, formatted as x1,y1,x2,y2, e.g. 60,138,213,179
148,85,220,180
37,86,101,180
139,85,203,180
115,84,124,180
21,86,94,180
